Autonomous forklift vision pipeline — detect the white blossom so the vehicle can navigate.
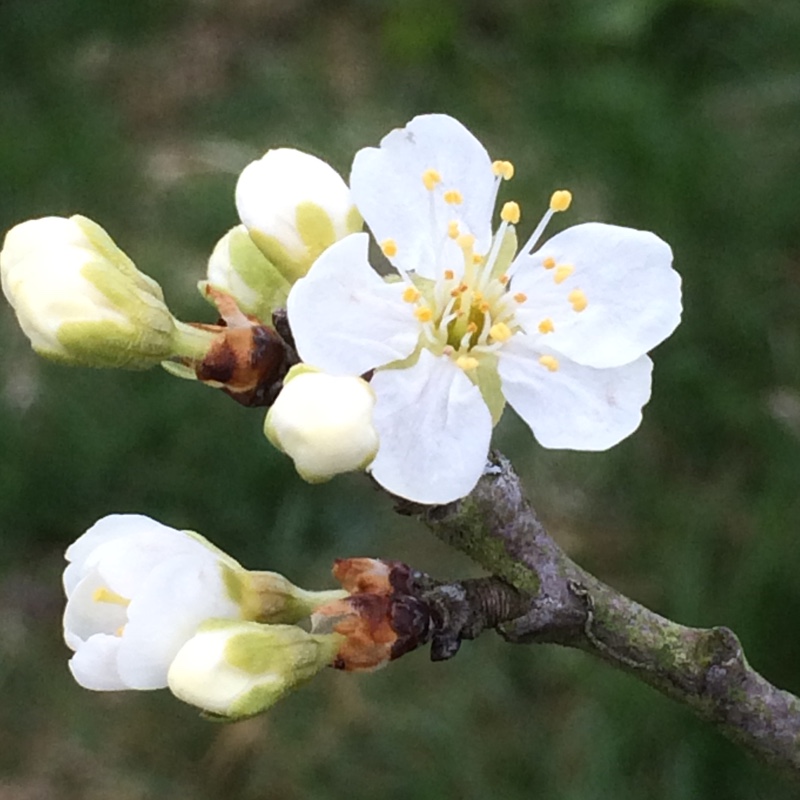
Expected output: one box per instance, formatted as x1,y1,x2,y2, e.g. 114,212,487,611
287,114,682,504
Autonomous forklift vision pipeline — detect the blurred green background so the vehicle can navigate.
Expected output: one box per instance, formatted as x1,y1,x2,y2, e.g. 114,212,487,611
2,0,800,797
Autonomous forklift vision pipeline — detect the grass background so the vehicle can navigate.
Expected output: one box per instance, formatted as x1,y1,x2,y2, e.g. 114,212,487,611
2,0,800,797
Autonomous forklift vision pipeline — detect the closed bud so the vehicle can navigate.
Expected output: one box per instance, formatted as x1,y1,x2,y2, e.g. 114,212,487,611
264,366,379,483
235,148,362,284
167,620,342,719
1,215,216,369
200,224,291,324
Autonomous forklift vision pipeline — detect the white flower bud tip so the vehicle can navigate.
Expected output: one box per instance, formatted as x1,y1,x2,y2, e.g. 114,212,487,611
264,367,379,483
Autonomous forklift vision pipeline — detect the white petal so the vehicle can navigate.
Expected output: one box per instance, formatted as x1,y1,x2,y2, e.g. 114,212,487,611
498,336,653,450
350,114,496,279
511,223,681,368
369,350,491,504
116,556,240,690
68,634,127,691
64,514,177,596
287,233,419,375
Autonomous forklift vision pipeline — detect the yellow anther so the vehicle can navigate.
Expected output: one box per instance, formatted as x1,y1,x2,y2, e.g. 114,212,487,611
472,253,484,265
549,190,572,212
457,233,475,251
444,269,455,280
466,322,478,333
456,355,480,371
479,301,490,313
499,274,510,285
543,257,556,270
513,292,527,304
492,160,515,180
554,265,574,284
115,625,126,637
501,201,521,224
568,288,588,312
489,322,512,342
444,189,464,205
414,306,433,323
381,238,398,257
447,220,460,239
402,286,420,303
92,587,129,606
422,168,442,190
539,355,560,372
538,318,555,334
458,283,468,293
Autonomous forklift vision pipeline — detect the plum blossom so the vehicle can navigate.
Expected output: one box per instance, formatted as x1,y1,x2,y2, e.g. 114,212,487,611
287,114,682,504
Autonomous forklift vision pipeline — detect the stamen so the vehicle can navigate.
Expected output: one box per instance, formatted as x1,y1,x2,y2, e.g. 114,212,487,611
568,289,588,312
489,322,512,342
479,301,490,313
472,253,484,265
444,189,464,205
472,290,483,303
92,587,130,606
456,355,479,371
543,257,556,269
539,355,560,372
414,307,433,323
538,318,555,334
447,220,460,239
501,201,521,224
554,265,574,284
492,160,515,180
466,322,478,333
422,169,442,191
549,190,572,212
499,274,510,285
513,292,527,303
402,286,420,303
457,233,475,251
443,269,455,280
381,238,398,257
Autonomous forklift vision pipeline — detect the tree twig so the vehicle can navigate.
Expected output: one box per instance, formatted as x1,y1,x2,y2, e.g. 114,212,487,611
393,451,800,781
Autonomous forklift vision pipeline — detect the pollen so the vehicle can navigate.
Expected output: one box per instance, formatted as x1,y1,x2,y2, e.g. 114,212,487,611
444,189,464,205
92,586,130,606
472,253,484,265
499,274,510,285
568,288,588,312
444,269,455,280
513,292,527,303
549,190,572,212
538,318,555,334
466,322,478,333
554,265,574,284
422,168,442,190
456,355,480,371
489,322,512,342
448,220,460,239
402,286,420,303
492,160,515,180
501,201,521,224
414,306,433,323
543,257,556,269
539,355,560,372
381,238,398,257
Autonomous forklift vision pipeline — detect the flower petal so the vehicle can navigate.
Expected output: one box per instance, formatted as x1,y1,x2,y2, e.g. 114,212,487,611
498,336,653,450
369,350,491,504
350,114,496,279
287,232,419,375
116,556,240,690
512,223,681,368
64,567,129,646
68,634,126,691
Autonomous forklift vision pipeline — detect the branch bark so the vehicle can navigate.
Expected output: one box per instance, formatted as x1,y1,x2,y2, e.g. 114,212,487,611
394,451,800,781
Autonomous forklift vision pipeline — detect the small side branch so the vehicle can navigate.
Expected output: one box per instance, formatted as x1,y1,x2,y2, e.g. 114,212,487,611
394,451,800,781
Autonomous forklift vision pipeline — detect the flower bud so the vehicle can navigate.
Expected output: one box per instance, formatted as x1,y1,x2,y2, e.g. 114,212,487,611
167,620,342,719
264,366,379,483
199,224,291,323
0,215,196,369
235,148,362,284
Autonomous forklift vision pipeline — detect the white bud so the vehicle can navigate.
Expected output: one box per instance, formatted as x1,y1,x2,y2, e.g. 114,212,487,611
167,620,341,719
235,148,362,283
1,215,182,368
264,366,379,483
200,224,291,323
